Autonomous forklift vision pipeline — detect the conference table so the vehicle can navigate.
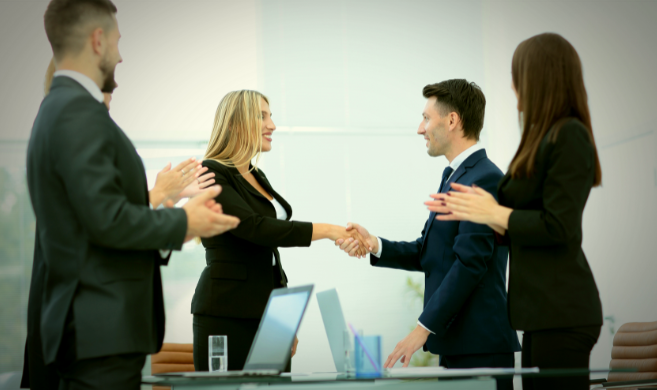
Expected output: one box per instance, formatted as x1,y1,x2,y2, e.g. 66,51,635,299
142,367,630,390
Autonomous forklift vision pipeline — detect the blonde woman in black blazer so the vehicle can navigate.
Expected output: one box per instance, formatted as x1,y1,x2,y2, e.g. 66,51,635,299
427,33,603,390
192,90,367,372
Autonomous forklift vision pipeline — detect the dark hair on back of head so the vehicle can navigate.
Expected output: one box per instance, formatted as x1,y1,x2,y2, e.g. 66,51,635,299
44,0,117,60
422,79,486,141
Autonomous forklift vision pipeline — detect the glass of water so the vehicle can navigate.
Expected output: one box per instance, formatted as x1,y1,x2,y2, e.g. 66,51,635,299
208,335,227,372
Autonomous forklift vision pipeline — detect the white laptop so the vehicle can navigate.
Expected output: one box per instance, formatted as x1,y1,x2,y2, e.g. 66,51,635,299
316,288,350,372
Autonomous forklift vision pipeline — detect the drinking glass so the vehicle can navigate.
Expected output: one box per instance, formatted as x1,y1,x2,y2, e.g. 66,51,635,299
208,335,227,372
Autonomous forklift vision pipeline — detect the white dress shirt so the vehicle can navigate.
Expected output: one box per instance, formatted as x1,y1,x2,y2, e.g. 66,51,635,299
372,143,484,334
270,197,288,265
53,70,104,103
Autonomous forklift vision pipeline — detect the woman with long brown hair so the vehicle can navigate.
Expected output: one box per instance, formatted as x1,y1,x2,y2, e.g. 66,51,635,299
426,33,603,389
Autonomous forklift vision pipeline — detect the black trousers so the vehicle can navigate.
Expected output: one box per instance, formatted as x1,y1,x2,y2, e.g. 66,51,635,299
21,338,60,390
440,352,515,390
193,314,292,372
521,325,601,390
53,307,146,390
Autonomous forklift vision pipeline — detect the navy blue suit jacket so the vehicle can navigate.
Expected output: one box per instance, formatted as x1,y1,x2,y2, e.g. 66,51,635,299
371,149,521,356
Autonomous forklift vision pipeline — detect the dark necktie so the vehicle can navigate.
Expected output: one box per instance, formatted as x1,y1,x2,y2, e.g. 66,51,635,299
439,166,454,193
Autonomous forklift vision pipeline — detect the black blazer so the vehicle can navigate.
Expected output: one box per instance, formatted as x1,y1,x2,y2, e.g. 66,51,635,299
24,76,187,367
498,119,603,332
191,160,313,319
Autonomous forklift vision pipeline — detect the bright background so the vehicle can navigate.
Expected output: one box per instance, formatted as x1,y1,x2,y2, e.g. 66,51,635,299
1,0,656,386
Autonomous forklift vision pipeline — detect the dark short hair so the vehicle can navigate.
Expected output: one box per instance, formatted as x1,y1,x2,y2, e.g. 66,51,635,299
422,79,486,141
44,0,117,60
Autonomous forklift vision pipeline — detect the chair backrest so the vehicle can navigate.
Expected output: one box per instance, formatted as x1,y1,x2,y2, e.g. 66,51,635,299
151,343,195,375
608,321,657,386
151,343,195,390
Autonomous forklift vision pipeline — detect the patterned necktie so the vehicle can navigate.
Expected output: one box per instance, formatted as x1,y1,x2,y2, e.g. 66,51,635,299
439,166,454,193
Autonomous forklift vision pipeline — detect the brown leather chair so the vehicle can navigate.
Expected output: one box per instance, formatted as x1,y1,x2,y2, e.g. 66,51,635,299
151,343,194,390
593,321,657,389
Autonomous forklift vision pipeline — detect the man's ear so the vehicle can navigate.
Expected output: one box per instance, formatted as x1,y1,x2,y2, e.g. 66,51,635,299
90,28,105,56
448,112,461,132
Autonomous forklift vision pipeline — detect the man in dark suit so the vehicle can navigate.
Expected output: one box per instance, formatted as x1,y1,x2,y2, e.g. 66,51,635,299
21,1,239,389
337,80,521,389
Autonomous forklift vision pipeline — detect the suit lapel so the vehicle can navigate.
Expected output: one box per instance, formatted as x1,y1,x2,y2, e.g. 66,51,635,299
422,149,488,253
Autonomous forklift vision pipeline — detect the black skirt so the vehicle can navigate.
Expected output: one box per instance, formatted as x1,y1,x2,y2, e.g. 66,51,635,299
192,266,291,372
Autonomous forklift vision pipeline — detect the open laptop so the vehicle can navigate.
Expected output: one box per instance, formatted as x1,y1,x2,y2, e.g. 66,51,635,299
316,288,349,372
179,284,314,377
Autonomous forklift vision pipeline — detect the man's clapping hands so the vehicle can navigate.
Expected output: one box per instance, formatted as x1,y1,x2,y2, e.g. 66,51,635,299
149,157,216,208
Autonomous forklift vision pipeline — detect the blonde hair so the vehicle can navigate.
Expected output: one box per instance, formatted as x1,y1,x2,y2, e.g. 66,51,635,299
44,58,56,95
204,90,269,171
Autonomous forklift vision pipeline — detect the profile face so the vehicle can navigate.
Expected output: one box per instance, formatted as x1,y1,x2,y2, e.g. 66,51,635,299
99,16,122,94
260,97,276,152
418,97,449,157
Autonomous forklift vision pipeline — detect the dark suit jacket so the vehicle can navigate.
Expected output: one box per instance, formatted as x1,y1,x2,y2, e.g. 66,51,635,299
24,76,187,368
498,119,603,331
371,149,520,356
191,160,313,319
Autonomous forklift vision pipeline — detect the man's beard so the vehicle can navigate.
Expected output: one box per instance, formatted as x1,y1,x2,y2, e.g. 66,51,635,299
99,56,117,93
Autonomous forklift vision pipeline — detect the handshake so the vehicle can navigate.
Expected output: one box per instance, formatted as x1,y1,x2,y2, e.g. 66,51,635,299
333,223,378,259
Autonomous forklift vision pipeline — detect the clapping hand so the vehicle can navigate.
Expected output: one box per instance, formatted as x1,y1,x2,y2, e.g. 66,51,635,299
183,186,240,242
425,183,497,224
424,183,510,234
150,157,205,207
178,170,216,199
335,223,376,259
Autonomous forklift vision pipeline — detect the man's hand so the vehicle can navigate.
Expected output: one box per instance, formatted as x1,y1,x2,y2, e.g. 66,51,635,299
178,170,216,199
291,336,299,358
150,158,204,207
335,223,377,259
383,325,431,368
182,186,239,242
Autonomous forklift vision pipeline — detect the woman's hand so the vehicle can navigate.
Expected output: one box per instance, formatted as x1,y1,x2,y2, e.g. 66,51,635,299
149,158,202,207
177,169,216,199
335,223,376,259
424,183,512,229
332,226,369,258
291,336,299,358
311,224,368,257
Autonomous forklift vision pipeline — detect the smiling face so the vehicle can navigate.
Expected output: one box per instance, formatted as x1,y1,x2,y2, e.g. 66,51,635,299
260,97,276,152
417,97,450,157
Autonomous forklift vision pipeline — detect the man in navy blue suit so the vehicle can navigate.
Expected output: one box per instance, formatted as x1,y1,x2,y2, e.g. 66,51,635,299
337,80,520,390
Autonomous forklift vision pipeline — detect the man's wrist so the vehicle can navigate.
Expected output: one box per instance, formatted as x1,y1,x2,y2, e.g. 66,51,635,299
149,189,164,208
372,236,380,254
415,323,431,336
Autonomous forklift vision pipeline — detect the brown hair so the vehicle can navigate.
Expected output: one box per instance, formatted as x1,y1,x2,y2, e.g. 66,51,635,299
510,33,602,186
44,0,117,61
422,79,486,141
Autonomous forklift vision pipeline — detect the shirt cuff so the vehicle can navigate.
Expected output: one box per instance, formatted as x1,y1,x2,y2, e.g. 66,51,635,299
373,236,383,258
151,203,174,257
417,320,435,334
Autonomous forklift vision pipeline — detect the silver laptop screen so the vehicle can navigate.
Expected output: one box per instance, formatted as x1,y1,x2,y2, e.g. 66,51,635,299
247,291,310,365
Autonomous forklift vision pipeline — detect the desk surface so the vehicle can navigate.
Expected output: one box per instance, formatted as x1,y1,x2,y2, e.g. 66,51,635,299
143,367,624,390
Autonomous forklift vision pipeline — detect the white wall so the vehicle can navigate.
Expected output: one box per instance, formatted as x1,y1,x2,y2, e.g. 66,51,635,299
1,0,656,380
